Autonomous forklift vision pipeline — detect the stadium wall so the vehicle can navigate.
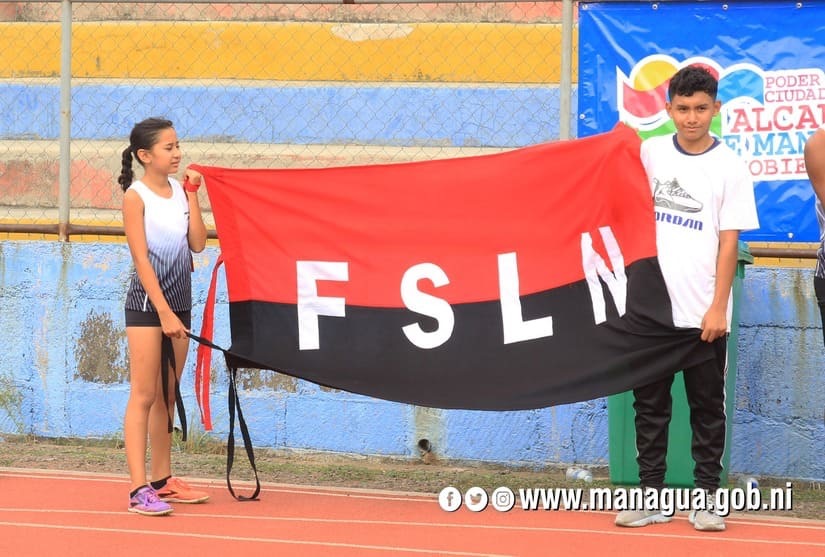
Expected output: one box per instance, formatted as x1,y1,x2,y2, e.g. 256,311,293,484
0,240,822,482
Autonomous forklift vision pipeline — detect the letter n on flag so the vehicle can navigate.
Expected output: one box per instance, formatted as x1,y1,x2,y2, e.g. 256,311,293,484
190,124,711,420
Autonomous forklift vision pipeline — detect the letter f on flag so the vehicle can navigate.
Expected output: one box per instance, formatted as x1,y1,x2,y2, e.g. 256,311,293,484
297,261,349,350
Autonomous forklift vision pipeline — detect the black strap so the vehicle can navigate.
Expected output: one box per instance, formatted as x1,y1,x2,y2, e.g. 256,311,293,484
160,335,186,442
226,363,261,501
187,331,225,352
187,332,261,501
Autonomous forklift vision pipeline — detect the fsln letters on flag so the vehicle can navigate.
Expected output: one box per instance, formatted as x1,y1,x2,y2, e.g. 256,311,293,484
295,225,626,350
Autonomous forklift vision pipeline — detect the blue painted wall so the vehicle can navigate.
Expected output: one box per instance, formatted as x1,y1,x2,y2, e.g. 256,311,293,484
0,240,822,481
0,84,571,147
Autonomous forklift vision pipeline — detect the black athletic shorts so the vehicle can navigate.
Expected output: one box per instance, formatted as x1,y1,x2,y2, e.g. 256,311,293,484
125,309,191,329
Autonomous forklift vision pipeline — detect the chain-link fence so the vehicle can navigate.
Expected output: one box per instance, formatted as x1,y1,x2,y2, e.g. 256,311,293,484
0,0,577,240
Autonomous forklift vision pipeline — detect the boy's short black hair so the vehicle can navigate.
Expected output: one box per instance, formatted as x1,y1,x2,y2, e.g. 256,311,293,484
668,65,718,101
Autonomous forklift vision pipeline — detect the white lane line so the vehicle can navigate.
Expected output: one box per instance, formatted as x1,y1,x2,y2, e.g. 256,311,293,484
0,521,512,557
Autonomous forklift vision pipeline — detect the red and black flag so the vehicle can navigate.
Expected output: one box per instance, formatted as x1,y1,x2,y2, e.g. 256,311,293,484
191,124,711,425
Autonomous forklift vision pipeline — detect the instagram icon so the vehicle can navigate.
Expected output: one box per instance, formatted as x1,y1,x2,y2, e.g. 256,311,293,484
491,487,516,512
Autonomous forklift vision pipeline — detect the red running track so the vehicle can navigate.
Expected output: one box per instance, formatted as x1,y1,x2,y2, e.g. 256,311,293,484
1,468,823,556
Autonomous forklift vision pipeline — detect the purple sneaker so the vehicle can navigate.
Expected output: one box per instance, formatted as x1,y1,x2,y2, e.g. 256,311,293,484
128,485,173,516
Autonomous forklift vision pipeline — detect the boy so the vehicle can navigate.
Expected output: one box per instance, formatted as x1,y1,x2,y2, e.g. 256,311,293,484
615,65,759,531
804,125,825,346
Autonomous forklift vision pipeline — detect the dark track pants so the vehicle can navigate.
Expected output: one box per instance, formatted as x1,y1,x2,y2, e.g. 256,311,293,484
632,336,728,491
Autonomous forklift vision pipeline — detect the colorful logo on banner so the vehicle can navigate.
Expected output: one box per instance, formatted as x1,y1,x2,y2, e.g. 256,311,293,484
618,55,825,181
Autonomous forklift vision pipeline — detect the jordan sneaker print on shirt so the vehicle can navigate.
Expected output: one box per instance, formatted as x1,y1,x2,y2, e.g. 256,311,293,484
653,178,703,213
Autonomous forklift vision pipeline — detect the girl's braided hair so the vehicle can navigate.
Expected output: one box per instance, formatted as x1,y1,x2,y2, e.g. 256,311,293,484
117,117,174,192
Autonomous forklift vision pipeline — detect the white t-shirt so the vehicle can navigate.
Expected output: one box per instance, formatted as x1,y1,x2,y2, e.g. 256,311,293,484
641,134,759,330
814,124,825,278
815,197,825,278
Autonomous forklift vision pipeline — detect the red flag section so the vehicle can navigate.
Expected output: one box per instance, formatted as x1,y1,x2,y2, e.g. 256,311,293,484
192,124,655,308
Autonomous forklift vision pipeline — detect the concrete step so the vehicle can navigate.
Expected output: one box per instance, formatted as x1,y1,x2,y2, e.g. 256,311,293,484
0,140,504,216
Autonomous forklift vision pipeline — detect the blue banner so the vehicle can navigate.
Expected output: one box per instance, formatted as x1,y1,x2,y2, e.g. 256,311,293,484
578,1,825,242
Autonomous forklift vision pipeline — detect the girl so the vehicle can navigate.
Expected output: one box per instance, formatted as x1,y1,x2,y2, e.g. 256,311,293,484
119,117,209,516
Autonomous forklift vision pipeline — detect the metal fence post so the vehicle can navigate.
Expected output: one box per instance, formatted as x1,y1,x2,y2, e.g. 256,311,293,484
58,0,72,241
559,0,573,140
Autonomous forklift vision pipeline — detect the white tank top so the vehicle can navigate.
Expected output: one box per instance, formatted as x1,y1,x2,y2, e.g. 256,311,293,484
125,178,192,312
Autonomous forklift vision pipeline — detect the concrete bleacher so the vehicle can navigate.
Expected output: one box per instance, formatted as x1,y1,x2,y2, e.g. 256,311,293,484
0,19,576,222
